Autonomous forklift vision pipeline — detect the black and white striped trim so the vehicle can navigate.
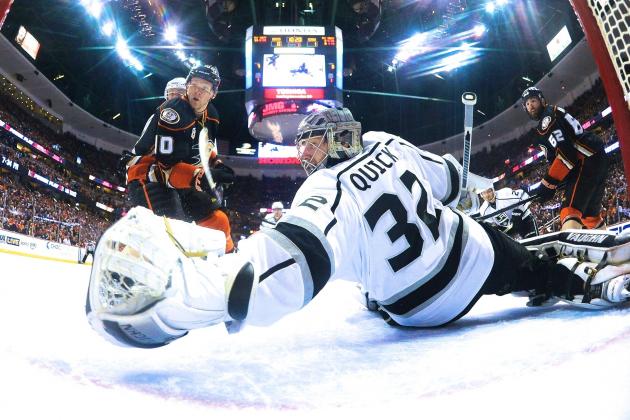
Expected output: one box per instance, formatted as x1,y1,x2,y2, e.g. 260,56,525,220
262,216,334,306
400,142,460,206
379,211,469,317
441,158,461,205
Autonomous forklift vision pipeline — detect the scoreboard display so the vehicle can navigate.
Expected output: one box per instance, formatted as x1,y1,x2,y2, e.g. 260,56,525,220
245,26,343,145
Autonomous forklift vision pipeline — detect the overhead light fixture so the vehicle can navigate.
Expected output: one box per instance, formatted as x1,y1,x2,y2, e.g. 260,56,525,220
164,25,178,42
473,24,486,38
522,76,533,82
112,113,121,120
102,20,115,37
86,1,103,19
130,58,144,71
53,74,65,81
485,2,496,14
116,37,131,60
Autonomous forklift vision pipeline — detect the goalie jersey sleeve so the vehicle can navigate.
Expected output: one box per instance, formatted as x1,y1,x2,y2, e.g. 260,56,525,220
238,132,494,328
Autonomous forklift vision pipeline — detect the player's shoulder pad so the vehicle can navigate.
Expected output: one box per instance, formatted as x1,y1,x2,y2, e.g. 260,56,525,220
205,102,220,125
158,97,196,130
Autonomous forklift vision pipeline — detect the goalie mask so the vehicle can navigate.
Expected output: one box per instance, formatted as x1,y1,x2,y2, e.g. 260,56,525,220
295,108,362,176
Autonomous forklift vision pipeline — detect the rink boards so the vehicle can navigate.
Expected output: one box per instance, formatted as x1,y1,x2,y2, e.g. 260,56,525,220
0,228,82,263
1,219,629,265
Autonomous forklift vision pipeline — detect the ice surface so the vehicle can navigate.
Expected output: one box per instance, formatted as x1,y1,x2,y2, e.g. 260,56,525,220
1,251,630,420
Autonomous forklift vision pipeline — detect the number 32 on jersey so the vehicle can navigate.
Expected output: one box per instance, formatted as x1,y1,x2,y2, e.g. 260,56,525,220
364,170,442,273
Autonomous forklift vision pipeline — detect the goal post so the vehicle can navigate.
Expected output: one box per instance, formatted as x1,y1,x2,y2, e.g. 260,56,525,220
569,0,630,196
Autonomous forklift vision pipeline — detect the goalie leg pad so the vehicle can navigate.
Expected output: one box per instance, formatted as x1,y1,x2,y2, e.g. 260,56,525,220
554,257,630,309
520,229,630,265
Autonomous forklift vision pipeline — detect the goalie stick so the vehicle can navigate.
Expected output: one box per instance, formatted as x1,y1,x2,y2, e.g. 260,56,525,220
475,193,541,221
475,182,566,221
461,92,477,190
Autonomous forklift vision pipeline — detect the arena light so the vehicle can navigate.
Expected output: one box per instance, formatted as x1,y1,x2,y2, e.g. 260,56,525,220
496,0,509,5
164,25,178,42
433,46,477,73
115,37,131,60
485,2,496,14
130,57,144,71
393,32,428,66
86,1,103,19
101,20,115,37
473,24,486,38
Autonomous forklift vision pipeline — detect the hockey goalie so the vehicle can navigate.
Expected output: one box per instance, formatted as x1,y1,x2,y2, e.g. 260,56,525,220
86,108,630,348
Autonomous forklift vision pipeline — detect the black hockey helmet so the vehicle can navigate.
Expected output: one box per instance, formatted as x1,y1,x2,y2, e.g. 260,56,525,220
521,87,546,120
186,64,221,93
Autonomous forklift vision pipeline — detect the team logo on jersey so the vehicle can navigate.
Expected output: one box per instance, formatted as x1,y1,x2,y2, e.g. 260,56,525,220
160,108,180,124
541,116,552,130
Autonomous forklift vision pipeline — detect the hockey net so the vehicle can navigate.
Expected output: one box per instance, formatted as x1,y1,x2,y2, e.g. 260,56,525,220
569,0,630,195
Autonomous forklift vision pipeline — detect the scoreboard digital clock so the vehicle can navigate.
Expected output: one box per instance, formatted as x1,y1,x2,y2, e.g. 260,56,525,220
245,25,343,145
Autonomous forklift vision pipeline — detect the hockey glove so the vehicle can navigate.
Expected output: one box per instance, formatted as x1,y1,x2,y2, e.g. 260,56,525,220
210,161,235,184
512,209,523,229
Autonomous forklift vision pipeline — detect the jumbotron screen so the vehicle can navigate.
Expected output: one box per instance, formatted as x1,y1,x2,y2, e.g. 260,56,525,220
245,25,343,144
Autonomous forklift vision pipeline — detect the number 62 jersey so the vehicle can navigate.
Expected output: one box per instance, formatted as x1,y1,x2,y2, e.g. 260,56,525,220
237,131,495,328
534,105,604,184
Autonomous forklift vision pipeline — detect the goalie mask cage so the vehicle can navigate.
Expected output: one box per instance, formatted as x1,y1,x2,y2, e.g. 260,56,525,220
569,0,630,196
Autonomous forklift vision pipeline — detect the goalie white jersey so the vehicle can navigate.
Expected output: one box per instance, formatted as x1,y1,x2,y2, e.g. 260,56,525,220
238,132,495,328
479,188,532,230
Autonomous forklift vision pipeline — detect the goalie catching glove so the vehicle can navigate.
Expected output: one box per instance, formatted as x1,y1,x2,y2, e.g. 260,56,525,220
85,206,257,348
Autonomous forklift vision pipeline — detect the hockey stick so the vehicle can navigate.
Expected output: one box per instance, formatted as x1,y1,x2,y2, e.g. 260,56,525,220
475,182,567,221
198,127,217,191
540,215,560,230
461,92,477,190
474,193,541,221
